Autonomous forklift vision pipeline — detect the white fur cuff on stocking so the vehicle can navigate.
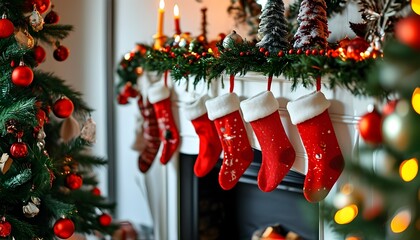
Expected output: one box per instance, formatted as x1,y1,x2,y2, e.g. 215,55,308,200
205,93,240,121
240,91,279,122
287,91,331,125
184,95,210,121
147,83,171,104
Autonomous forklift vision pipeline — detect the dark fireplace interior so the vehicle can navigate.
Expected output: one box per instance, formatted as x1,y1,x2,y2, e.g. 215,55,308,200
180,150,319,240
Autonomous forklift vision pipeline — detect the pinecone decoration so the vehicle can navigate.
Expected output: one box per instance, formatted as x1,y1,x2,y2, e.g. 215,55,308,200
293,0,329,50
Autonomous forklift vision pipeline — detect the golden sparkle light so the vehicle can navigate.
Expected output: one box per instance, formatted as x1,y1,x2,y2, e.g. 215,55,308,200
412,87,420,114
334,204,358,224
399,158,418,182
390,209,411,233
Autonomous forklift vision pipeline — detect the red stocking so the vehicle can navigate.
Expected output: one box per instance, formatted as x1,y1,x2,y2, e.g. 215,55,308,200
148,84,180,164
240,91,296,192
132,95,161,173
185,95,222,177
205,93,254,190
287,91,344,202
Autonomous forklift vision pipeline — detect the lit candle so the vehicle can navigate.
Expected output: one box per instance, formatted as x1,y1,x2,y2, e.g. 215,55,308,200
154,0,165,49
157,0,165,37
174,4,181,35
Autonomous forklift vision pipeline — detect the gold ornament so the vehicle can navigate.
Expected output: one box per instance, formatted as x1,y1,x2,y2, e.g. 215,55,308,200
0,153,13,174
29,4,44,32
14,28,34,49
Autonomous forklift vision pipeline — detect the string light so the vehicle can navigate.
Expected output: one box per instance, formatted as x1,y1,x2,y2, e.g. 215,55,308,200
399,158,418,182
412,87,420,114
390,209,411,233
334,204,358,224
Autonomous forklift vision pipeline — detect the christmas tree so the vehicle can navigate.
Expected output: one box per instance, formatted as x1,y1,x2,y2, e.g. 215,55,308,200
293,0,329,50
255,0,289,53
326,13,420,240
0,0,115,239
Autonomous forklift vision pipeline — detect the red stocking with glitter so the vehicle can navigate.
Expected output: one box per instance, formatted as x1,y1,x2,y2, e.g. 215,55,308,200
287,91,344,202
185,95,222,177
241,91,296,192
132,95,161,173
148,83,180,164
205,93,254,190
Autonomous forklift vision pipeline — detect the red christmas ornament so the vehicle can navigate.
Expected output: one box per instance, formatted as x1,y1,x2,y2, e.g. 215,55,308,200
44,10,60,24
0,18,14,38
117,94,129,105
53,45,70,61
33,45,46,64
395,15,420,50
382,99,398,116
10,142,29,158
91,187,101,196
53,218,75,239
358,108,383,145
98,213,112,226
53,97,74,118
123,83,139,98
66,173,83,190
12,64,34,87
24,0,51,14
0,220,11,237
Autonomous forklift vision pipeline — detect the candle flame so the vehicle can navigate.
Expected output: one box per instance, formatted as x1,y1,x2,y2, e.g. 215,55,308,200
159,0,165,10
174,4,179,17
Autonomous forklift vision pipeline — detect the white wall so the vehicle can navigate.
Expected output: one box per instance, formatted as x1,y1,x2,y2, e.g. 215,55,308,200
39,1,108,193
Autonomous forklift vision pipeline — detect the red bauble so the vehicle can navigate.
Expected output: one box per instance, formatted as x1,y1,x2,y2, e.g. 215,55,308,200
98,213,112,226
10,142,29,158
117,94,129,105
24,0,51,14
44,10,60,24
395,15,420,50
91,187,101,196
0,220,11,237
358,108,383,145
382,99,398,116
12,65,34,87
33,45,46,64
53,97,74,118
53,218,75,239
53,45,70,61
66,173,83,190
0,18,14,38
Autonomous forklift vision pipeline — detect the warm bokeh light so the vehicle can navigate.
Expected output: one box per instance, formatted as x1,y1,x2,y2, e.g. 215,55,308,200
346,236,362,240
124,53,131,61
334,204,358,224
390,209,411,233
399,158,418,182
412,87,420,114
412,0,420,15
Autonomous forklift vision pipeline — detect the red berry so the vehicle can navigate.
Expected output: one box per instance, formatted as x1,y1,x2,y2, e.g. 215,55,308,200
240,51,245,56
319,49,326,56
312,49,318,55
288,49,294,54
305,49,311,56
259,47,266,53
296,49,302,55
264,51,270,57
277,51,284,57
201,52,207,57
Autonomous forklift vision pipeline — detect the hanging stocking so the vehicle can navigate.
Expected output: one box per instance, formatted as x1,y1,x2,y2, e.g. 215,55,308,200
148,83,180,164
287,91,344,202
205,93,254,190
185,95,222,177
240,91,296,192
133,95,161,173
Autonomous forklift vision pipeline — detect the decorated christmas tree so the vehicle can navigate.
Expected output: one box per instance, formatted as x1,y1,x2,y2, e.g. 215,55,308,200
293,0,329,50
255,0,289,53
0,0,115,239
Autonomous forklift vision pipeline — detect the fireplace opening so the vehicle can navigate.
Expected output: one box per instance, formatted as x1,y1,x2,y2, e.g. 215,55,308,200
180,151,319,240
